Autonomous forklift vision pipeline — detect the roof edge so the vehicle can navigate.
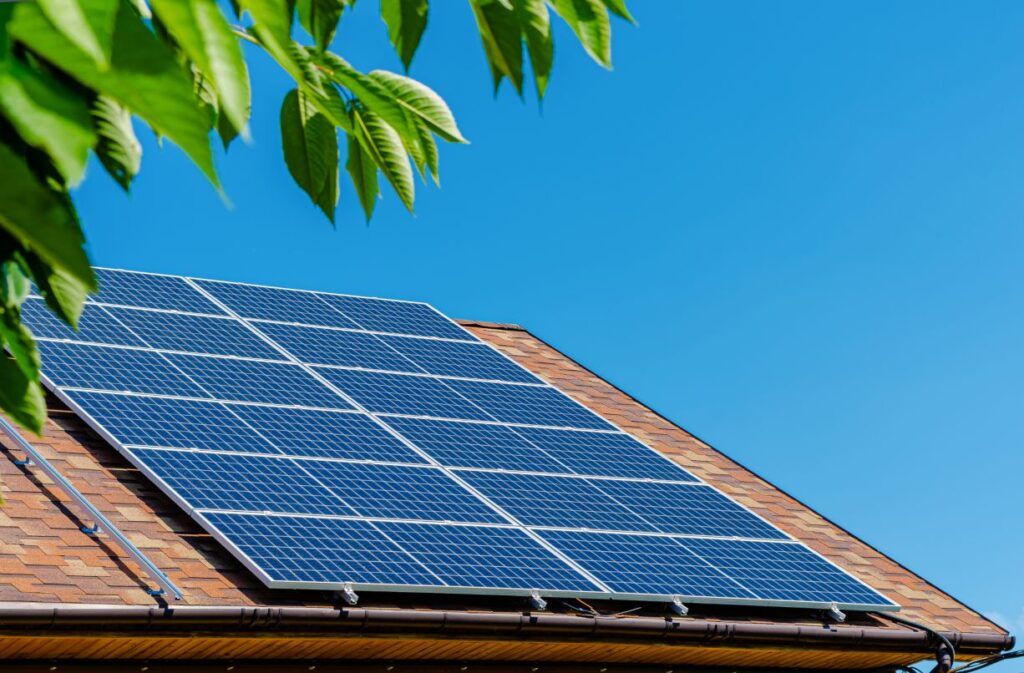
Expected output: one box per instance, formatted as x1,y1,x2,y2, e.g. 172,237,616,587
0,606,1012,655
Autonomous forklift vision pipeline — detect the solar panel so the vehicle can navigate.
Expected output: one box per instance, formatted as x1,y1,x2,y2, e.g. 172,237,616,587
129,448,353,516
107,308,286,360
22,299,146,347
35,267,897,611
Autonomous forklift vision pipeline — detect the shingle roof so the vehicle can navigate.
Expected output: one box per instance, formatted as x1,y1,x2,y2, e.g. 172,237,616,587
0,321,1009,668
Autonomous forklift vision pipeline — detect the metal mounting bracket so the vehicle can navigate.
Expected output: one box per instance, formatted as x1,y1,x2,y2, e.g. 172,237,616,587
529,590,547,611
340,582,360,606
80,524,102,536
670,596,689,616
827,603,847,623
13,456,32,466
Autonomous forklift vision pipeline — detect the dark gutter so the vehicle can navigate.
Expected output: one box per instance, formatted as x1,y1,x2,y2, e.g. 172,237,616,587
0,606,1012,655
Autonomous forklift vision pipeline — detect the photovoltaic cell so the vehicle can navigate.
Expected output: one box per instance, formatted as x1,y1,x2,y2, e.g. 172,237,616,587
302,461,505,524
515,427,699,481
107,308,286,360
130,449,353,515
316,368,490,420
381,335,541,383
536,530,752,599
67,391,278,454
590,481,787,539
375,521,600,591
201,512,438,586
194,279,360,328
39,342,208,397
92,268,224,314
22,299,146,347
32,268,896,610
381,417,568,472
319,293,470,340
254,322,418,371
227,405,425,463
167,354,352,408
456,471,654,532
444,379,615,430
676,538,886,605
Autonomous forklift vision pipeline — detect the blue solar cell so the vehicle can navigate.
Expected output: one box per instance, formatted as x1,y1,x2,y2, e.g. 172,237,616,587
676,538,894,606
302,461,504,524
21,299,145,347
515,427,698,481
590,481,787,539
92,268,224,314
67,391,278,454
318,294,470,340
38,342,208,397
201,512,438,586
315,368,490,420
456,471,654,532
130,449,352,516
254,322,418,371
194,279,359,328
167,354,351,408
536,530,751,599
107,308,286,360
375,521,599,591
381,417,568,472
227,405,425,462
444,380,614,430
381,335,541,383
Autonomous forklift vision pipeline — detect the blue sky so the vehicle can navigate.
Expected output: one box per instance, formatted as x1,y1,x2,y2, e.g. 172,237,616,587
75,0,1021,656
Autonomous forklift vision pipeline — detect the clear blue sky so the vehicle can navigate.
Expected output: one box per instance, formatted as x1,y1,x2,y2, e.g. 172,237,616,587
76,0,1022,656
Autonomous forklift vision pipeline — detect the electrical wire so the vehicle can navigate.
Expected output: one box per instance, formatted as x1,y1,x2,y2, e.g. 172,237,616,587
879,613,957,671
949,650,1024,673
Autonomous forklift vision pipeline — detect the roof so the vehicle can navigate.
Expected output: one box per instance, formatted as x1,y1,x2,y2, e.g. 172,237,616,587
0,320,1011,670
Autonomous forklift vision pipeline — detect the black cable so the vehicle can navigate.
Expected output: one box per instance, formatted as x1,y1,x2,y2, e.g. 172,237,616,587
950,650,1024,673
880,613,956,672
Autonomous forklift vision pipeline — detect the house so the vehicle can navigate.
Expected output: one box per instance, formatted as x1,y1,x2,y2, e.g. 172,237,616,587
0,273,1012,672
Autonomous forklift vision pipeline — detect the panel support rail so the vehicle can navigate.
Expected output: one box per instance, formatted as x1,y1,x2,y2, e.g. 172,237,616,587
0,415,184,600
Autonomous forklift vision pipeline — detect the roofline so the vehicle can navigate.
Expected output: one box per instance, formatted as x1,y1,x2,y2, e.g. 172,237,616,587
0,605,1012,655
457,320,1009,638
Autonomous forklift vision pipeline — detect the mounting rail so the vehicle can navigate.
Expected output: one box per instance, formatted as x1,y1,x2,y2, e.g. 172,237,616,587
0,415,184,600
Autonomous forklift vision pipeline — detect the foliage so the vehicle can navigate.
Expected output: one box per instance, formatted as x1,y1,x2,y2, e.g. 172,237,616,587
0,0,632,433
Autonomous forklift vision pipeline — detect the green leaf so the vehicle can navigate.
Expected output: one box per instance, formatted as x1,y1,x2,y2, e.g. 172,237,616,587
352,106,414,212
296,0,348,52
37,0,118,70
0,306,40,381
92,95,141,191
237,0,303,81
380,0,427,71
313,52,411,138
515,0,553,98
470,0,523,95
0,60,97,186
600,0,635,24
551,0,611,68
346,126,378,222
0,352,46,434
368,70,466,143
280,89,339,222
0,143,95,291
23,254,89,329
413,116,438,185
151,0,251,139
9,1,218,187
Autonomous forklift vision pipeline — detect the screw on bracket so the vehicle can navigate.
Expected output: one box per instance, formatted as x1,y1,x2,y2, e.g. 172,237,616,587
670,596,689,616
340,582,359,606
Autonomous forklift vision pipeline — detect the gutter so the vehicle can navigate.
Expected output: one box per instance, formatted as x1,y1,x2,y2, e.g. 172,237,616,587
0,606,1013,655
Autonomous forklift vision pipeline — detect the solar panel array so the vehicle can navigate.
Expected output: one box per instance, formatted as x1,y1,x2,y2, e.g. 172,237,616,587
25,268,897,610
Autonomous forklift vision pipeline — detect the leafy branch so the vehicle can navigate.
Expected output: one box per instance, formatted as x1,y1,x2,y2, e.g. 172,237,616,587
0,0,632,433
